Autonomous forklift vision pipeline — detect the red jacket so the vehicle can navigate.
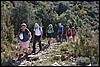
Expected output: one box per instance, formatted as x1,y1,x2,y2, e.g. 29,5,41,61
67,28,72,35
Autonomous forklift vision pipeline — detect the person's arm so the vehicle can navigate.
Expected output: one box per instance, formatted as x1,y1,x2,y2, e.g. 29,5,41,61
32,29,35,42
28,32,31,40
52,28,54,33
40,27,43,41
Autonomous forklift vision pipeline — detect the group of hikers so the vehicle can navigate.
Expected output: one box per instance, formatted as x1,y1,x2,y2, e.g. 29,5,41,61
17,22,77,60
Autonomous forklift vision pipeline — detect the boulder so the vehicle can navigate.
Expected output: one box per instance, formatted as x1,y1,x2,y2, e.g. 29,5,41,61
28,55,39,61
51,62,61,66
76,57,91,66
61,62,69,66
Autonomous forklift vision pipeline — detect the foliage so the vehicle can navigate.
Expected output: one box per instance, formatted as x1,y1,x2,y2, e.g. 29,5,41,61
74,27,99,64
1,1,99,66
11,1,35,35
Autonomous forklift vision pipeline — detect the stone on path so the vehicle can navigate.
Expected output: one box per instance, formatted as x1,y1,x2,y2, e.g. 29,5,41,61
51,62,61,66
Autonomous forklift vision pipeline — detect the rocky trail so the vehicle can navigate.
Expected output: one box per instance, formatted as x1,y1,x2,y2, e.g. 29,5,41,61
1,1,99,66
10,38,97,66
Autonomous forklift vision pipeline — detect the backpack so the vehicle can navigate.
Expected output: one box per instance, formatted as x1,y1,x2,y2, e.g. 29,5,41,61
26,28,32,40
34,26,43,36
34,26,41,31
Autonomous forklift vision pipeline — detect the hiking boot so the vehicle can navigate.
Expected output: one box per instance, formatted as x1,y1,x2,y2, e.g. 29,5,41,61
31,50,35,53
17,54,23,61
25,53,29,60
60,41,62,43
32,53,36,55
48,41,50,45
31,51,36,55
39,47,43,51
19,54,23,57
25,52,29,55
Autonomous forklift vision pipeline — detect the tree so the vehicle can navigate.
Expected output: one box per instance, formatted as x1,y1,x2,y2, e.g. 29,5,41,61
11,1,35,35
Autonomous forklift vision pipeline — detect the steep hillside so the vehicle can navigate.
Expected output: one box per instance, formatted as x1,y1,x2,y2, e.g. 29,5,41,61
1,1,99,66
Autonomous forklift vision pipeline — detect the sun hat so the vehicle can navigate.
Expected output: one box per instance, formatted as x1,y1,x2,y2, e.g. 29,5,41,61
21,23,27,27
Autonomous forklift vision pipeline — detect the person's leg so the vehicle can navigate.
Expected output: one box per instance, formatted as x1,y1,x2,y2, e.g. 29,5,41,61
19,41,23,54
24,47,28,59
65,35,67,42
18,41,23,60
47,33,50,45
39,41,42,51
25,48,28,53
72,34,74,42
19,46,23,55
70,36,73,42
74,34,76,42
24,40,30,54
59,33,61,42
50,37,51,44
48,33,52,45
48,37,50,45
60,33,63,43
32,35,37,53
18,46,23,60
72,34,75,42
37,36,42,51
59,36,61,42
67,35,69,43
68,35,70,43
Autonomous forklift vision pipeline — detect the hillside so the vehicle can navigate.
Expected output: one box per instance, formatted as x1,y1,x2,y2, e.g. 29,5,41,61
1,1,99,66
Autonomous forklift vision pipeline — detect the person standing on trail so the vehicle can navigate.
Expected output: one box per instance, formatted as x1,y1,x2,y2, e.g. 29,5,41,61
17,23,31,59
72,27,76,42
32,23,43,54
46,24,54,45
58,23,63,43
66,26,72,43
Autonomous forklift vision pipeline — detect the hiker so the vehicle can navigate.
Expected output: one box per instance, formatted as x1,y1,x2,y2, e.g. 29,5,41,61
58,23,63,43
17,23,31,59
72,27,76,42
46,24,54,45
66,26,72,43
32,23,43,54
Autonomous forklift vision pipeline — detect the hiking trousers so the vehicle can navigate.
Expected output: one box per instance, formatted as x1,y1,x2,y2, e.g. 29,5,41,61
32,35,42,53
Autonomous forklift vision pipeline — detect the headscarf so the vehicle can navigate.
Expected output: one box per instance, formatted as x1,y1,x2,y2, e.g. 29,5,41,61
34,23,39,28
34,23,40,31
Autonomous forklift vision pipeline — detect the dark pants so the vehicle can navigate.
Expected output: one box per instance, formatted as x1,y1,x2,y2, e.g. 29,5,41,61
58,32,63,42
58,32,63,38
32,35,42,53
